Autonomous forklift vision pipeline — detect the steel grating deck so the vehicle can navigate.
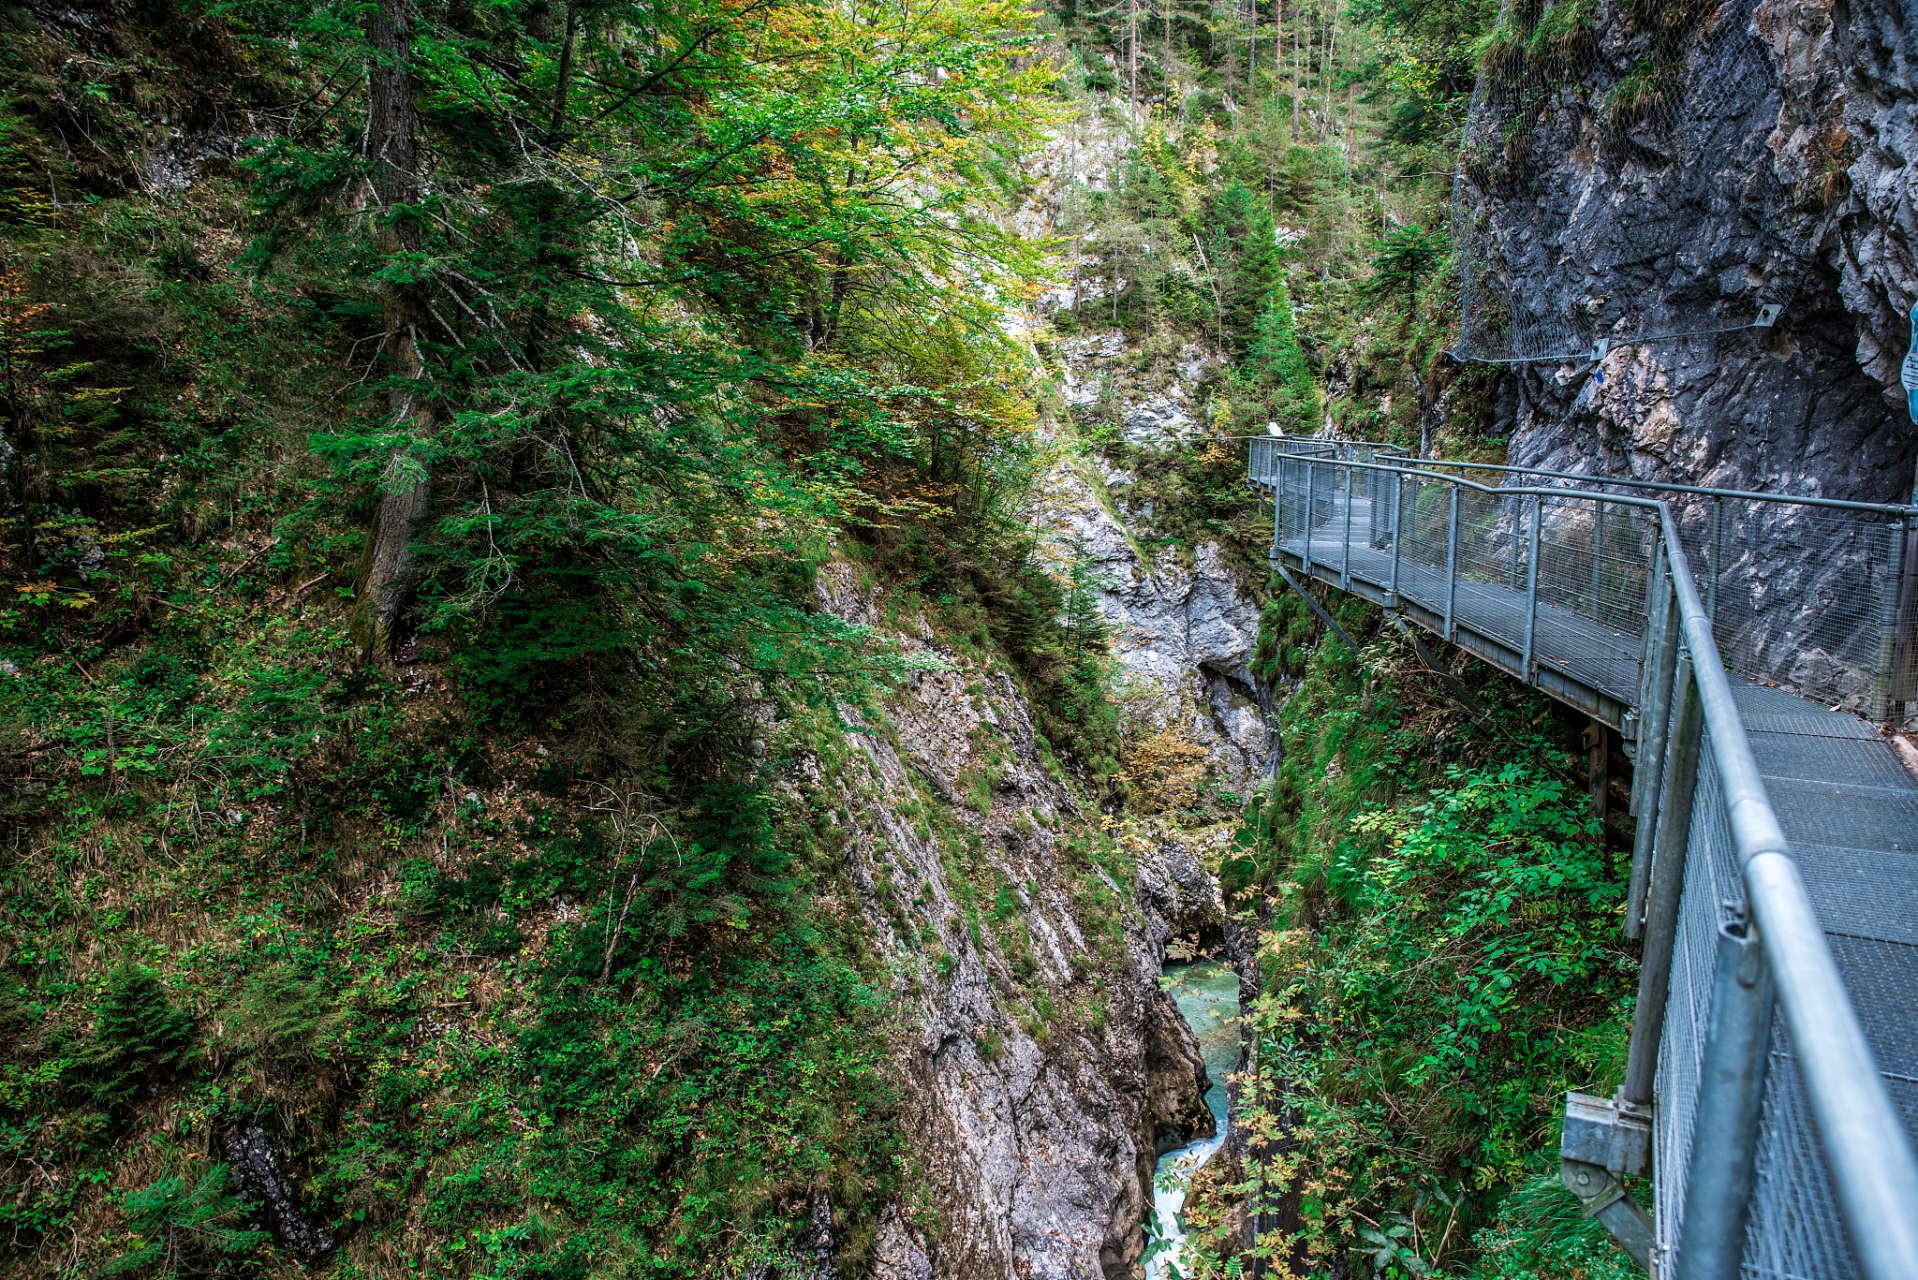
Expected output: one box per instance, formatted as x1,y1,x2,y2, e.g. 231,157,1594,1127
1730,677,1918,1276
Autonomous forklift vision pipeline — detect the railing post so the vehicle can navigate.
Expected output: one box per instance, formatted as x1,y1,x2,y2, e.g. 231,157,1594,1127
1674,914,1775,1280
1302,460,1315,574
1707,494,1723,624
1389,470,1404,604
1444,485,1461,642
1870,518,1904,724
1521,495,1541,678
1272,466,1283,558
1341,463,1354,589
1627,562,1682,940
1620,653,1704,1109
1286,452,1298,543
1591,500,1605,622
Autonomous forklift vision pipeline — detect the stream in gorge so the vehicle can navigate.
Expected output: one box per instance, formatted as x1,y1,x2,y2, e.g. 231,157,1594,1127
1143,960,1242,1279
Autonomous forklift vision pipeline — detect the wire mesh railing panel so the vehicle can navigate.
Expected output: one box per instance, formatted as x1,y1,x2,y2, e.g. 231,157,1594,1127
1455,490,1530,640
1667,497,1907,714
1250,439,1913,722
1743,1040,1859,1280
1533,496,1658,632
1732,932,1918,1278
1656,735,1745,1269
1399,474,1457,619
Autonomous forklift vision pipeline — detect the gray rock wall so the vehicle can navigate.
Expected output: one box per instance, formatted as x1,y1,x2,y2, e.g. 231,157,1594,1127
810,567,1224,1280
1476,0,1915,505
1460,0,1918,706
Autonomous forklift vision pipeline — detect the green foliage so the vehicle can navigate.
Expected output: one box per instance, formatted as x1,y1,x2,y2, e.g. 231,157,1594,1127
1366,226,1448,311
516,935,904,1271
0,0,1073,1271
106,1164,266,1278
1247,282,1317,427
65,968,196,1112
1465,1168,1645,1280
1208,613,1636,1274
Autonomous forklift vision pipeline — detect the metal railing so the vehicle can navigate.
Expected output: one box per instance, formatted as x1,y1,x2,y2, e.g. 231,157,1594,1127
1247,437,1918,1280
1249,437,1917,723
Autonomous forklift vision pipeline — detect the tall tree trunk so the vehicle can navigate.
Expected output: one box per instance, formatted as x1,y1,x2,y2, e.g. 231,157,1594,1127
1344,80,1355,180
1290,5,1300,138
1247,0,1255,92
1273,0,1283,112
1320,0,1338,142
357,0,433,665
1127,0,1138,116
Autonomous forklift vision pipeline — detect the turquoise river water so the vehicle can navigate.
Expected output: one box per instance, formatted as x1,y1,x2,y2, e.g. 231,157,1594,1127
1143,959,1241,1279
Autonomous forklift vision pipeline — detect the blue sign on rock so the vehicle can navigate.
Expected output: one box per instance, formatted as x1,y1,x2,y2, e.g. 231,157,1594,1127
1903,303,1918,424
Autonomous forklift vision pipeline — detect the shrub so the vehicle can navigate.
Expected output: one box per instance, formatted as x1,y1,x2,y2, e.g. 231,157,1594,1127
106,1165,265,1278
65,968,195,1111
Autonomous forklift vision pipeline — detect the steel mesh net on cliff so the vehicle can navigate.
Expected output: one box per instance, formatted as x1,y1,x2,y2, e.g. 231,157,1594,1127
1450,0,1828,363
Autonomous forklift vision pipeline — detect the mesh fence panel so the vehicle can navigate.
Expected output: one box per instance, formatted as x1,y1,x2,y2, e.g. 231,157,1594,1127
1249,439,1913,718
1656,732,1742,1269
1450,0,1821,363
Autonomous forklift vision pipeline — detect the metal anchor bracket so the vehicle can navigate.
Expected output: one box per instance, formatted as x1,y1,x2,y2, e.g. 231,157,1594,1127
1561,1157,1655,1270
1562,1090,1653,1176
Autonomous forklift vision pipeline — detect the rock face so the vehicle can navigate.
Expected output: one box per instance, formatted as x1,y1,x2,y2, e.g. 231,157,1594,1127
1459,0,1915,504
1032,457,1274,790
808,567,1225,1279
1833,0,1918,423
219,1123,335,1262
1455,0,1918,707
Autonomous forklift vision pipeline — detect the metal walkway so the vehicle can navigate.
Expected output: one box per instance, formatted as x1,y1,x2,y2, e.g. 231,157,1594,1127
1247,439,1918,1280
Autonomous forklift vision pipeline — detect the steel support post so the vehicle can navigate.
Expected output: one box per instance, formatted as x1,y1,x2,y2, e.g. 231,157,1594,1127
1591,501,1605,621
1632,540,1671,814
1389,473,1404,604
1276,562,1360,656
1894,520,1918,707
1621,655,1705,1108
1561,1159,1655,1269
1870,519,1905,724
1444,486,1460,642
1626,569,1682,939
1341,464,1354,588
1272,472,1283,559
1521,495,1542,678
1675,916,1775,1280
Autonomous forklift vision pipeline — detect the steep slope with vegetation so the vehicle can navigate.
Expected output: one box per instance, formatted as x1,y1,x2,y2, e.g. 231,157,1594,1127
0,2,1237,1276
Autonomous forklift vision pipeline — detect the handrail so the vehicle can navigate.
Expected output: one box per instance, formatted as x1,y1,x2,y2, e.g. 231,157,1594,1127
1253,437,1918,517
1657,506,1918,1280
1249,440,1918,1279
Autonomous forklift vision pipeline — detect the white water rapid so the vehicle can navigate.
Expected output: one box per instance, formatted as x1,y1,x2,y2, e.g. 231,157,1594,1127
1143,960,1241,1280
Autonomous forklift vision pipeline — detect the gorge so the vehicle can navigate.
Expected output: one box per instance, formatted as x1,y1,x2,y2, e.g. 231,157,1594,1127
1,0,1914,1278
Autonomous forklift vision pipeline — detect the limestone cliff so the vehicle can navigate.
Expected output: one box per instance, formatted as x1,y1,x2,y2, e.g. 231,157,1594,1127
803,566,1223,1279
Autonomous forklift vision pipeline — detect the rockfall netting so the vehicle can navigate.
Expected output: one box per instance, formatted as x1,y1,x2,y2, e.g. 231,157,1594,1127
1450,0,1830,363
